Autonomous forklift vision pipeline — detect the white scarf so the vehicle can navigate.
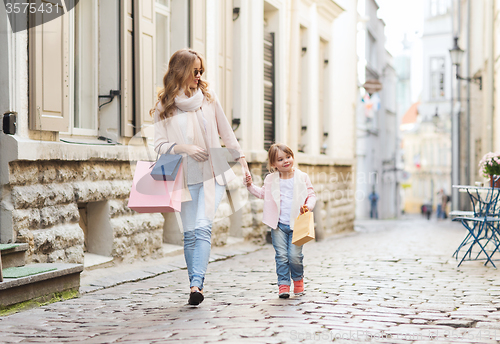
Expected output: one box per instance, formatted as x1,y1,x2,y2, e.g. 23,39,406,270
174,88,203,112
173,88,216,220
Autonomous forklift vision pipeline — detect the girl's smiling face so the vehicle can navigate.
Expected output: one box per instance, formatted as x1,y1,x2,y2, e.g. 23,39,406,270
272,149,294,174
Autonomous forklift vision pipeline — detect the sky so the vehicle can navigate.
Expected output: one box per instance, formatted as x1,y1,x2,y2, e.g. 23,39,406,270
376,0,425,102
376,0,425,56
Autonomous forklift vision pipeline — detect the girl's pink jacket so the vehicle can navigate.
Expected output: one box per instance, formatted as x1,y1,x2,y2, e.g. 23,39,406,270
247,169,316,230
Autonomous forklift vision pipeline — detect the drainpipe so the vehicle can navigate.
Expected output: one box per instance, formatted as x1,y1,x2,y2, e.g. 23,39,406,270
451,0,461,211
487,0,494,151
466,0,470,185
450,0,455,209
289,0,300,153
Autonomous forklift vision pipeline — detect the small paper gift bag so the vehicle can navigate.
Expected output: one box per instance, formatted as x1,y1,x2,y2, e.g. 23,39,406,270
292,208,315,246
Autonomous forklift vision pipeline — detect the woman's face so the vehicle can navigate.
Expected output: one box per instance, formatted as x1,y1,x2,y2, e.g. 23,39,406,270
187,58,203,90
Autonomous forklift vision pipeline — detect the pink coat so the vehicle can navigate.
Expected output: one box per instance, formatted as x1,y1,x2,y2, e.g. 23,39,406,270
247,169,316,230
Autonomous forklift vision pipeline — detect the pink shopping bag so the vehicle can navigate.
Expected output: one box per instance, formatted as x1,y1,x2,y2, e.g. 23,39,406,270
128,161,183,213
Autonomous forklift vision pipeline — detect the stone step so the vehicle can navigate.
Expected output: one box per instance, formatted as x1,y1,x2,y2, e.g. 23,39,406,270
0,263,83,309
0,243,29,269
84,253,114,271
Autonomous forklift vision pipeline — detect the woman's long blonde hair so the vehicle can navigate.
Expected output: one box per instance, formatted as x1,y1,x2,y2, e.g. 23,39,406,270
151,49,212,120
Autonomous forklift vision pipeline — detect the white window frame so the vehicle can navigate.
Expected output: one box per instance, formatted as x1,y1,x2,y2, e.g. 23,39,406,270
66,0,99,137
155,0,171,94
367,30,377,69
430,0,449,17
430,56,445,100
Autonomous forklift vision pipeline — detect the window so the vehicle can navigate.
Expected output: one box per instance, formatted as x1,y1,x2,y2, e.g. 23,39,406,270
156,0,170,94
73,0,98,135
29,0,100,136
367,31,377,68
299,26,307,153
430,0,449,17
319,39,328,154
120,0,156,138
29,0,157,139
29,1,70,132
430,57,445,99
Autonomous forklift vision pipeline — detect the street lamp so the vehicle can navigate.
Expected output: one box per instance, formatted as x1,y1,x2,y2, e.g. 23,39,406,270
449,37,482,90
432,107,439,127
449,37,464,66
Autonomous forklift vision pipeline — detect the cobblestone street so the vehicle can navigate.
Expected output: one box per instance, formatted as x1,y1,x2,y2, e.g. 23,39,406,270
2,217,500,343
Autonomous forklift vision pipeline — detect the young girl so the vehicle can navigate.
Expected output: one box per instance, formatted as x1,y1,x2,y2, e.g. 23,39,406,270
245,143,316,298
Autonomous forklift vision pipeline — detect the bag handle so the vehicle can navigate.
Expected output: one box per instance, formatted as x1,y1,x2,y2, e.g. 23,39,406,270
151,143,177,169
156,142,177,161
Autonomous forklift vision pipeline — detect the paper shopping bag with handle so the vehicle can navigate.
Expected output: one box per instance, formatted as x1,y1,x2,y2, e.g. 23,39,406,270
128,161,183,213
292,207,315,246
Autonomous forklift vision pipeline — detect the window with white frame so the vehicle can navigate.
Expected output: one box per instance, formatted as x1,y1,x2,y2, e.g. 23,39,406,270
430,57,445,100
73,0,98,135
156,0,171,94
367,31,377,69
319,39,329,155
430,0,450,17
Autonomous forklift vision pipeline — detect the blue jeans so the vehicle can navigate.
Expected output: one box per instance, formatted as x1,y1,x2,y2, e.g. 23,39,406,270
436,204,443,219
180,182,225,290
271,222,304,286
370,202,378,219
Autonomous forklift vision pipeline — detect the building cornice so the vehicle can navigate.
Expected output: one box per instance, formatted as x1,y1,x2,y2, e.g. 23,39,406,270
0,136,153,165
317,0,345,22
243,149,354,167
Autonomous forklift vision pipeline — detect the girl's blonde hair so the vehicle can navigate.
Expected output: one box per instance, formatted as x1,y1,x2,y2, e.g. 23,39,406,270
267,143,294,173
151,49,213,120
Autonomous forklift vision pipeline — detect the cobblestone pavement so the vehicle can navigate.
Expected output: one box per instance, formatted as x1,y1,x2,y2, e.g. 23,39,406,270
3,217,500,343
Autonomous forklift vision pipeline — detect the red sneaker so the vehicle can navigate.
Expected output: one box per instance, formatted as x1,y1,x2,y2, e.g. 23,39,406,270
294,279,304,295
278,285,290,299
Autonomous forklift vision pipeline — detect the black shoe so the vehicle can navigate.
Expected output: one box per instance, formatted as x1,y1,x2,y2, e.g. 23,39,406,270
188,291,204,305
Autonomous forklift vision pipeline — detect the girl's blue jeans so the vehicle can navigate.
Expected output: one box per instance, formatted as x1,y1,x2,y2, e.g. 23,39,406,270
180,182,225,290
271,222,304,286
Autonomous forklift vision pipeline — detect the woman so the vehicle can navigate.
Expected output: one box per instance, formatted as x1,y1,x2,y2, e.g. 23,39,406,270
153,49,249,305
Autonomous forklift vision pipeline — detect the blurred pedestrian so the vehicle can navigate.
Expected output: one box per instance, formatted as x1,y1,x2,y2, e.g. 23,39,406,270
442,192,450,219
436,189,444,219
368,188,379,219
422,202,432,220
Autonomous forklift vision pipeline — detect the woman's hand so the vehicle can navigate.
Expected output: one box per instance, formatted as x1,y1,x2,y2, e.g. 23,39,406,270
238,157,250,176
238,157,250,180
175,144,209,162
300,205,309,214
245,173,253,187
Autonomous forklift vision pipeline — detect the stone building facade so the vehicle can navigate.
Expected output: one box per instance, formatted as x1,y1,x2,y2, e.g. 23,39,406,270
452,0,499,196
400,0,453,214
355,0,398,219
0,0,358,265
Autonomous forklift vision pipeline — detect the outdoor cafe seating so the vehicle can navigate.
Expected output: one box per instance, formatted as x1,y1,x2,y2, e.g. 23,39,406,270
451,178,500,268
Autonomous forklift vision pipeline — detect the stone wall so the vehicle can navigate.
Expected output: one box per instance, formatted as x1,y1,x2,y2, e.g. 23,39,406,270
7,160,163,264
244,163,355,240
302,165,356,235
4,159,354,264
